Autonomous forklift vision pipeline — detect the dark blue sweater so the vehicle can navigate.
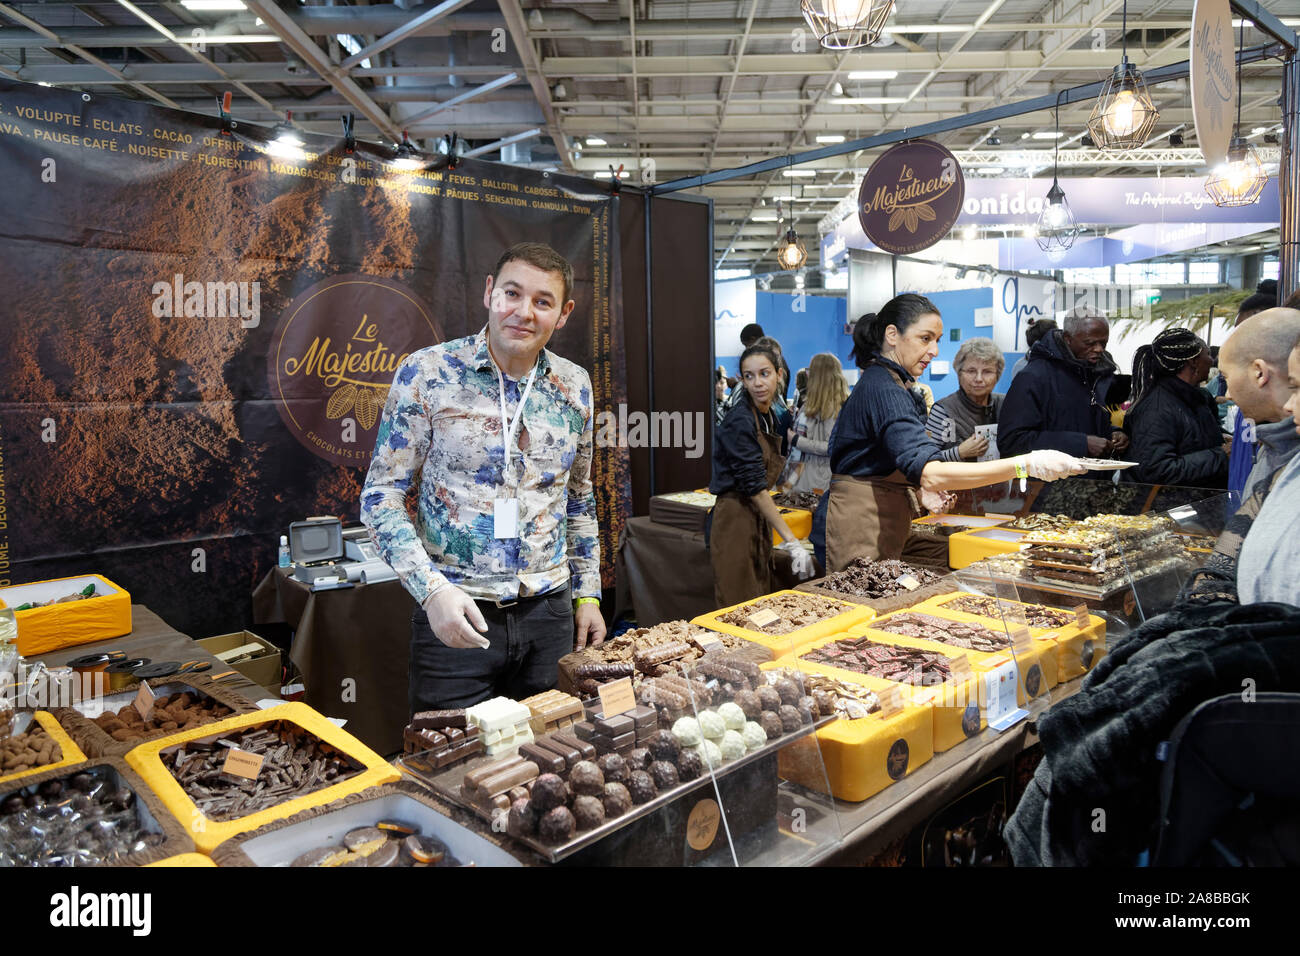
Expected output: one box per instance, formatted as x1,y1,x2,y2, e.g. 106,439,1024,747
828,358,943,485
709,396,780,497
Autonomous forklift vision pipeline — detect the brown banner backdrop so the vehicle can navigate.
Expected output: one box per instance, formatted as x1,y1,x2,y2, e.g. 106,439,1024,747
0,81,629,639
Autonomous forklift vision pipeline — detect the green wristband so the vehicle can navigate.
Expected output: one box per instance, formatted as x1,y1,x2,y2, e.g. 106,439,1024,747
574,596,600,609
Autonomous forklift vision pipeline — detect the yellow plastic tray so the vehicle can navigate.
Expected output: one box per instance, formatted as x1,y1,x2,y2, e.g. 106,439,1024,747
146,852,217,867
124,702,399,855
771,507,813,546
947,526,1031,569
847,613,1055,705
915,592,1107,684
789,633,985,753
692,590,875,660
0,574,132,656
760,660,933,802
0,711,88,787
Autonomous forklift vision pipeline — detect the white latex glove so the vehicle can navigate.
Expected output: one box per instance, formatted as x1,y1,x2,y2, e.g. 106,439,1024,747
779,540,817,581
1020,450,1088,482
421,585,490,649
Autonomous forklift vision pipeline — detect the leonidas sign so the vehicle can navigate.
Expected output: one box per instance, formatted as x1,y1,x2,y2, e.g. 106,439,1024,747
858,140,965,255
1191,0,1235,168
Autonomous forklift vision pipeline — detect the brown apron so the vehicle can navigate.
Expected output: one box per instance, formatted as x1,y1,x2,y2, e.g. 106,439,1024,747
710,408,785,608
824,470,915,571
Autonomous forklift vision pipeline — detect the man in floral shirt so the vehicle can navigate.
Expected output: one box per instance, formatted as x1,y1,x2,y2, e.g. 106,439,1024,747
361,242,605,713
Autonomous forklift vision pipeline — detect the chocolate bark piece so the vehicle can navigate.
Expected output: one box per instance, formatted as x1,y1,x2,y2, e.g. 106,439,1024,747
517,743,565,776
538,806,577,844
572,795,606,830
552,731,597,762
411,708,467,730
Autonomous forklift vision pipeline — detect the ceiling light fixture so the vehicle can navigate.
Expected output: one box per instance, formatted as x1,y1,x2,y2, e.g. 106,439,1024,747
392,130,423,170
816,134,846,143
1204,19,1268,207
1087,0,1159,150
847,70,899,80
585,136,607,146
783,169,817,177
801,0,897,51
1035,94,1081,254
777,164,808,270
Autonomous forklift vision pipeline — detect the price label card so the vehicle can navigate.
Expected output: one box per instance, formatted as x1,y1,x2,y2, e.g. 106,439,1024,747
222,747,265,780
949,654,974,682
878,685,904,718
895,574,921,591
747,609,781,629
597,677,637,717
133,681,156,722
1009,626,1033,652
1073,603,1091,629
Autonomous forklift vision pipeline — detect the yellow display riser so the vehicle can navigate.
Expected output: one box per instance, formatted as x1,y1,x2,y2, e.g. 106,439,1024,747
946,527,1030,570
760,660,934,803
771,507,813,546
123,702,400,855
913,592,1107,684
691,589,875,660
787,634,987,753
0,573,132,656
0,711,88,787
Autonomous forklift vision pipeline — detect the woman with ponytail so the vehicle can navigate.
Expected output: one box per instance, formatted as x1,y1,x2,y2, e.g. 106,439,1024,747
1126,328,1229,487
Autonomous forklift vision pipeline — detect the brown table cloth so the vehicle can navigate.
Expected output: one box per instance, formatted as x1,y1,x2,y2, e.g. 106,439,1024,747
29,605,273,706
252,568,416,757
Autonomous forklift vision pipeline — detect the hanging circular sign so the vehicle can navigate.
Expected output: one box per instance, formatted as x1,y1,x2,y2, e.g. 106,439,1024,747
1191,0,1236,168
858,140,966,255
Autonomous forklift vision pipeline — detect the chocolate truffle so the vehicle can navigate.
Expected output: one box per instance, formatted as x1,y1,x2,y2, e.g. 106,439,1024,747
698,739,723,770
572,795,606,830
671,716,702,748
697,710,727,741
627,770,658,804
797,701,815,725
530,773,569,812
677,748,704,781
718,730,746,762
649,760,679,790
734,689,762,720
647,729,680,763
760,711,785,740
538,806,577,843
603,782,633,818
569,760,605,797
798,695,819,719
627,747,652,771
779,704,803,733
716,702,747,731
596,753,629,786
774,678,801,706
741,721,767,751
757,686,782,712
507,797,537,838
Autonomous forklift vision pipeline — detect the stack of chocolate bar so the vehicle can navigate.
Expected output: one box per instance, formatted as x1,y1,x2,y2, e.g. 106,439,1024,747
402,709,484,769
1020,514,1186,589
520,690,584,736
801,637,954,686
516,729,596,776
571,704,658,756
466,697,535,757
460,754,540,815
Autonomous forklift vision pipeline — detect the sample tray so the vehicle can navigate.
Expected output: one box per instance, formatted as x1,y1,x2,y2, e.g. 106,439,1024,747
397,716,834,864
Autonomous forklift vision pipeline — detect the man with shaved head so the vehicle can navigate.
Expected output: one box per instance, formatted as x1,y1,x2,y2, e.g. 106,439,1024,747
1000,306,1129,469
1219,307,1300,500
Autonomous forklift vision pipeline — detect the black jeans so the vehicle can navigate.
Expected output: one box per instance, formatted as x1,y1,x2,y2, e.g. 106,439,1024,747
408,588,573,715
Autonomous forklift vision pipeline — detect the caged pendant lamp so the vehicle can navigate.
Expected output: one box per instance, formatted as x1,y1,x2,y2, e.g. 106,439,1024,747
1036,95,1081,254
801,0,896,51
1204,19,1268,206
1086,0,1159,150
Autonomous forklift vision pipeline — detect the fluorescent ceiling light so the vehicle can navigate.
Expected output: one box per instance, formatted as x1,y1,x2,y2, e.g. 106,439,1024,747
835,97,907,105
753,213,780,221
815,135,846,144
585,136,607,146
782,169,817,177
847,70,898,80
179,0,246,9
977,167,1001,175
1031,131,1063,140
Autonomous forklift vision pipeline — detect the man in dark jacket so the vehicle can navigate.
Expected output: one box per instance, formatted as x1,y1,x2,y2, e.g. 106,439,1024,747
999,308,1130,462
1126,329,1229,487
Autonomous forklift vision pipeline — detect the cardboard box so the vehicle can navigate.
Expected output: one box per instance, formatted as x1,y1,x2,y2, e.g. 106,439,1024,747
0,574,131,656
197,630,281,692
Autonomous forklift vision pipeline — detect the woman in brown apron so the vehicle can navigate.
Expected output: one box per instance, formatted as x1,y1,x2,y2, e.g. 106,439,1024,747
709,343,813,607
819,295,1088,571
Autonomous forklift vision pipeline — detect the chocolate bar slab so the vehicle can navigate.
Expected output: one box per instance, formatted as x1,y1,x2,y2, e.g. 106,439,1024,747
411,708,468,730
628,705,659,731
518,742,566,775
464,755,525,790
475,760,540,798
611,731,635,752
594,714,634,738
533,735,581,769
552,731,596,761
572,720,597,741
589,733,615,754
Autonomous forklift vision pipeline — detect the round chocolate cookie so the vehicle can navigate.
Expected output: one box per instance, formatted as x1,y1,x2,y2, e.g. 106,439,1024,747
649,760,679,790
626,747,652,771
530,773,569,812
569,760,605,797
507,798,537,838
760,711,785,740
596,753,629,786
757,686,782,712
627,770,658,804
603,782,633,818
774,678,801,706
538,806,577,844
572,795,606,830
677,748,704,782
404,834,446,865
647,729,680,763
733,689,762,720
778,704,803,733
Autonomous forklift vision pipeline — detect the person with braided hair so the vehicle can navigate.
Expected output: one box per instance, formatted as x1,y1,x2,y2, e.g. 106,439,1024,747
1125,328,1229,487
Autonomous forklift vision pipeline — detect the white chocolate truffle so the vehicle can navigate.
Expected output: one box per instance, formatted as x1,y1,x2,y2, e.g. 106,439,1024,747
695,739,723,769
718,730,746,762
697,710,727,741
741,721,767,752
671,716,702,748
716,701,747,731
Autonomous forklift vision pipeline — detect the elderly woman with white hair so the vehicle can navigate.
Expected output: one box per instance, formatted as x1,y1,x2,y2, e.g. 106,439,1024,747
925,337,1006,461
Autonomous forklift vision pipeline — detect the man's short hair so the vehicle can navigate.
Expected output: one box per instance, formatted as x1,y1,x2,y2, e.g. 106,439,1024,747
493,242,574,303
1225,308,1300,371
740,323,765,346
1063,305,1107,336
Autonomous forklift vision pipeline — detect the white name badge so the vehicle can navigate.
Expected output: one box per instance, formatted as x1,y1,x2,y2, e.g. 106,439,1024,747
494,498,519,539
